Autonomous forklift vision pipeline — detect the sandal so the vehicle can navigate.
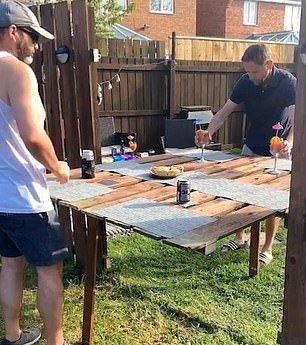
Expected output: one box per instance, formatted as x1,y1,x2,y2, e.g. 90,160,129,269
221,240,249,252
259,251,273,265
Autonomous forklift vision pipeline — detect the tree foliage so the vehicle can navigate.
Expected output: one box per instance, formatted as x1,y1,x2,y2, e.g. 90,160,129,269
90,0,135,37
27,0,134,38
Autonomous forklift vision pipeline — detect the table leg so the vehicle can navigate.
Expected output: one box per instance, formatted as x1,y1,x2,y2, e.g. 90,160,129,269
97,218,110,271
82,216,105,345
249,221,260,278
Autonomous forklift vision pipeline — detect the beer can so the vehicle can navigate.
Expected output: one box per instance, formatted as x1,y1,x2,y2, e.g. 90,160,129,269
176,180,191,204
81,149,95,179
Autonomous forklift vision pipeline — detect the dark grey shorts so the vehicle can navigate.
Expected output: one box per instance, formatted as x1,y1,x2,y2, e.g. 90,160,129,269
0,210,69,266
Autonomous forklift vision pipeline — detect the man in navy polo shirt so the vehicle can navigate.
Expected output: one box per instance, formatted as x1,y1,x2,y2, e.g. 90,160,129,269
202,44,295,265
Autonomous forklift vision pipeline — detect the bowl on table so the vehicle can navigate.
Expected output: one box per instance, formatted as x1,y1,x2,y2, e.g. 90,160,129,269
150,165,184,179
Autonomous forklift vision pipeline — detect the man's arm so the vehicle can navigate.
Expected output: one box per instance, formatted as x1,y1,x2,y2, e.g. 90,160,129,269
198,99,239,145
207,99,240,136
8,60,69,183
280,104,294,158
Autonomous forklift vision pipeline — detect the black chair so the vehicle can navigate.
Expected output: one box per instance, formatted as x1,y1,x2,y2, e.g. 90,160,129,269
165,119,197,148
100,117,136,147
164,115,222,151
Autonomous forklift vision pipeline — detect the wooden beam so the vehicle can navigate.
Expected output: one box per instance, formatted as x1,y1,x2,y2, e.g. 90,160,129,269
97,62,167,71
169,32,176,119
281,0,306,343
99,110,167,117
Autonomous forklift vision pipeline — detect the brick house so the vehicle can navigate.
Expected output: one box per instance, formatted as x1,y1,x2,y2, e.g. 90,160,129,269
196,0,301,39
119,0,197,42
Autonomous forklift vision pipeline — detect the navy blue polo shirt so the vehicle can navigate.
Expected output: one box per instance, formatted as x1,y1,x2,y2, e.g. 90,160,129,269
230,66,296,156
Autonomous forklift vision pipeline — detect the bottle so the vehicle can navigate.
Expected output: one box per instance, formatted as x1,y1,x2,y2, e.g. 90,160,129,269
81,149,95,179
120,140,125,155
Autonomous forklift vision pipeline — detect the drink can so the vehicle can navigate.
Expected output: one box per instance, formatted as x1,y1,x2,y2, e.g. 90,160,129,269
81,149,95,179
176,180,191,204
111,146,117,156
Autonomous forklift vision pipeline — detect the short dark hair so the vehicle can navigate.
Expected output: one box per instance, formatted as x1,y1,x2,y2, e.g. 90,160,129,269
0,27,8,40
241,44,272,65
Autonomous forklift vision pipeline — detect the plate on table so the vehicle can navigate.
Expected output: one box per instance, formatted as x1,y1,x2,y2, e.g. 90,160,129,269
150,165,184,179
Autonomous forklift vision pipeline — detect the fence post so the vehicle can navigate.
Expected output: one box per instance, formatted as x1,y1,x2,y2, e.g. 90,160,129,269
281,0,306,343
168,31,176,119
72,0,100,164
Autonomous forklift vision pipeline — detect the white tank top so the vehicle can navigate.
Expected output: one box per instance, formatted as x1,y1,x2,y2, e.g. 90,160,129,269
0,51,53,213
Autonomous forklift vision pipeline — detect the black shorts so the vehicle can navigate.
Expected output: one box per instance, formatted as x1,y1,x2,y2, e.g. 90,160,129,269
0,210,69,266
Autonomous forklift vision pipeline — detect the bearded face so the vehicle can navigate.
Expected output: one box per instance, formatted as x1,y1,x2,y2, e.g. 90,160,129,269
15,29,38,65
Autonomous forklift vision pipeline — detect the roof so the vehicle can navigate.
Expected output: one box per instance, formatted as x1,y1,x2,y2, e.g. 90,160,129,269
247,31,299,44
111,23,151,41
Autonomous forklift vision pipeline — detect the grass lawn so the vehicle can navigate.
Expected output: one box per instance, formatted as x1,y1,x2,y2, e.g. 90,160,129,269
0,224,287,345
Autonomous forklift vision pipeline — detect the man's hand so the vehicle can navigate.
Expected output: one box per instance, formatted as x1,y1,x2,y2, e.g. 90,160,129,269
55,161,70,184
195,130,211,147
279,140,292,159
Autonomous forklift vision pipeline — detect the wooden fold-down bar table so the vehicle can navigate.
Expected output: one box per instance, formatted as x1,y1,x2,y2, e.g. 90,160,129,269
52,153,291,345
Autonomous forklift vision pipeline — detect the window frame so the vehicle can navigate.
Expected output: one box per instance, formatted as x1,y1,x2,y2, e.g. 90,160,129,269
243,0,258,26
117,0,128,10
150,0,174,14
284,4,301,31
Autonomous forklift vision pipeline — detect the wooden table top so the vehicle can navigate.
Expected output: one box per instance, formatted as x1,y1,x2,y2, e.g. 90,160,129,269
55,153,291,252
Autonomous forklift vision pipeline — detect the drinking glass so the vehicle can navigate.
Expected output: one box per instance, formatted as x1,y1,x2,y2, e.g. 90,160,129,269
266,149,280,175
199,143,207,163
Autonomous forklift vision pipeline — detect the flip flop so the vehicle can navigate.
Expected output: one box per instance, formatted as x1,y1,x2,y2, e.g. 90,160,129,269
259,251,273,265
221,240,249,252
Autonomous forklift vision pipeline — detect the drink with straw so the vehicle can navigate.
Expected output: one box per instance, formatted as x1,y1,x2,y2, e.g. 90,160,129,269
266,122,283,175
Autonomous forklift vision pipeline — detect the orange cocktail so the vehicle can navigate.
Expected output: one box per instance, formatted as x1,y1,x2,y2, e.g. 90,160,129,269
270,135,283,155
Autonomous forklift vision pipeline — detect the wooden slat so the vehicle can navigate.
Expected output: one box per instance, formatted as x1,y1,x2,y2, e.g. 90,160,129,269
249,221,260,278
29,6,45,101
72,0,96,152
165,205,277,251
54,2,80,168
72,208,87,266
40,3,65,160
61,180,160,210
81,216,101,345
282,0,306,340
58,204,74,255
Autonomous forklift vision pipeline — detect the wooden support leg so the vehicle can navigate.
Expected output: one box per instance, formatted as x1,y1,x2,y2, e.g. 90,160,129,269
72,209,87,267
82,216,105,345
58,204,74,257
97,218,111,272
249,221,260,278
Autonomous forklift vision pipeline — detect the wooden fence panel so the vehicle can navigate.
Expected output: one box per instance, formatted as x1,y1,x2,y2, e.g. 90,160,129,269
72,0,98,158
29,6,45,101
54,2,80,168
173,37,297,63
40,3,65,160
96,38,165,59
98,58,168,150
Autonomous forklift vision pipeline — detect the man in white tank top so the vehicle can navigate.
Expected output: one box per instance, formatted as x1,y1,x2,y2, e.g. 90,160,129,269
0,2,70,345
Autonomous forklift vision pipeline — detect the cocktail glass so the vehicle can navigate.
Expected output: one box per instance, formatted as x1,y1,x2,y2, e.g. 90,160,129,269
266,149,280,175
195,128,208,163
199,143,207,163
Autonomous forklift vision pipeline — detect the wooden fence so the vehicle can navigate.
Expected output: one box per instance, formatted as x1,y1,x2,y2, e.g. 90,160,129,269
31,0,98,168
96,38,168,150
171,36,297,63
97,37,165,59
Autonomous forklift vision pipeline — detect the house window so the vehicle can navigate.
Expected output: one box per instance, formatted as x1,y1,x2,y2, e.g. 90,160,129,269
243,1,258,25
150,0,174,14
284,5,301,31
118,0,127,9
